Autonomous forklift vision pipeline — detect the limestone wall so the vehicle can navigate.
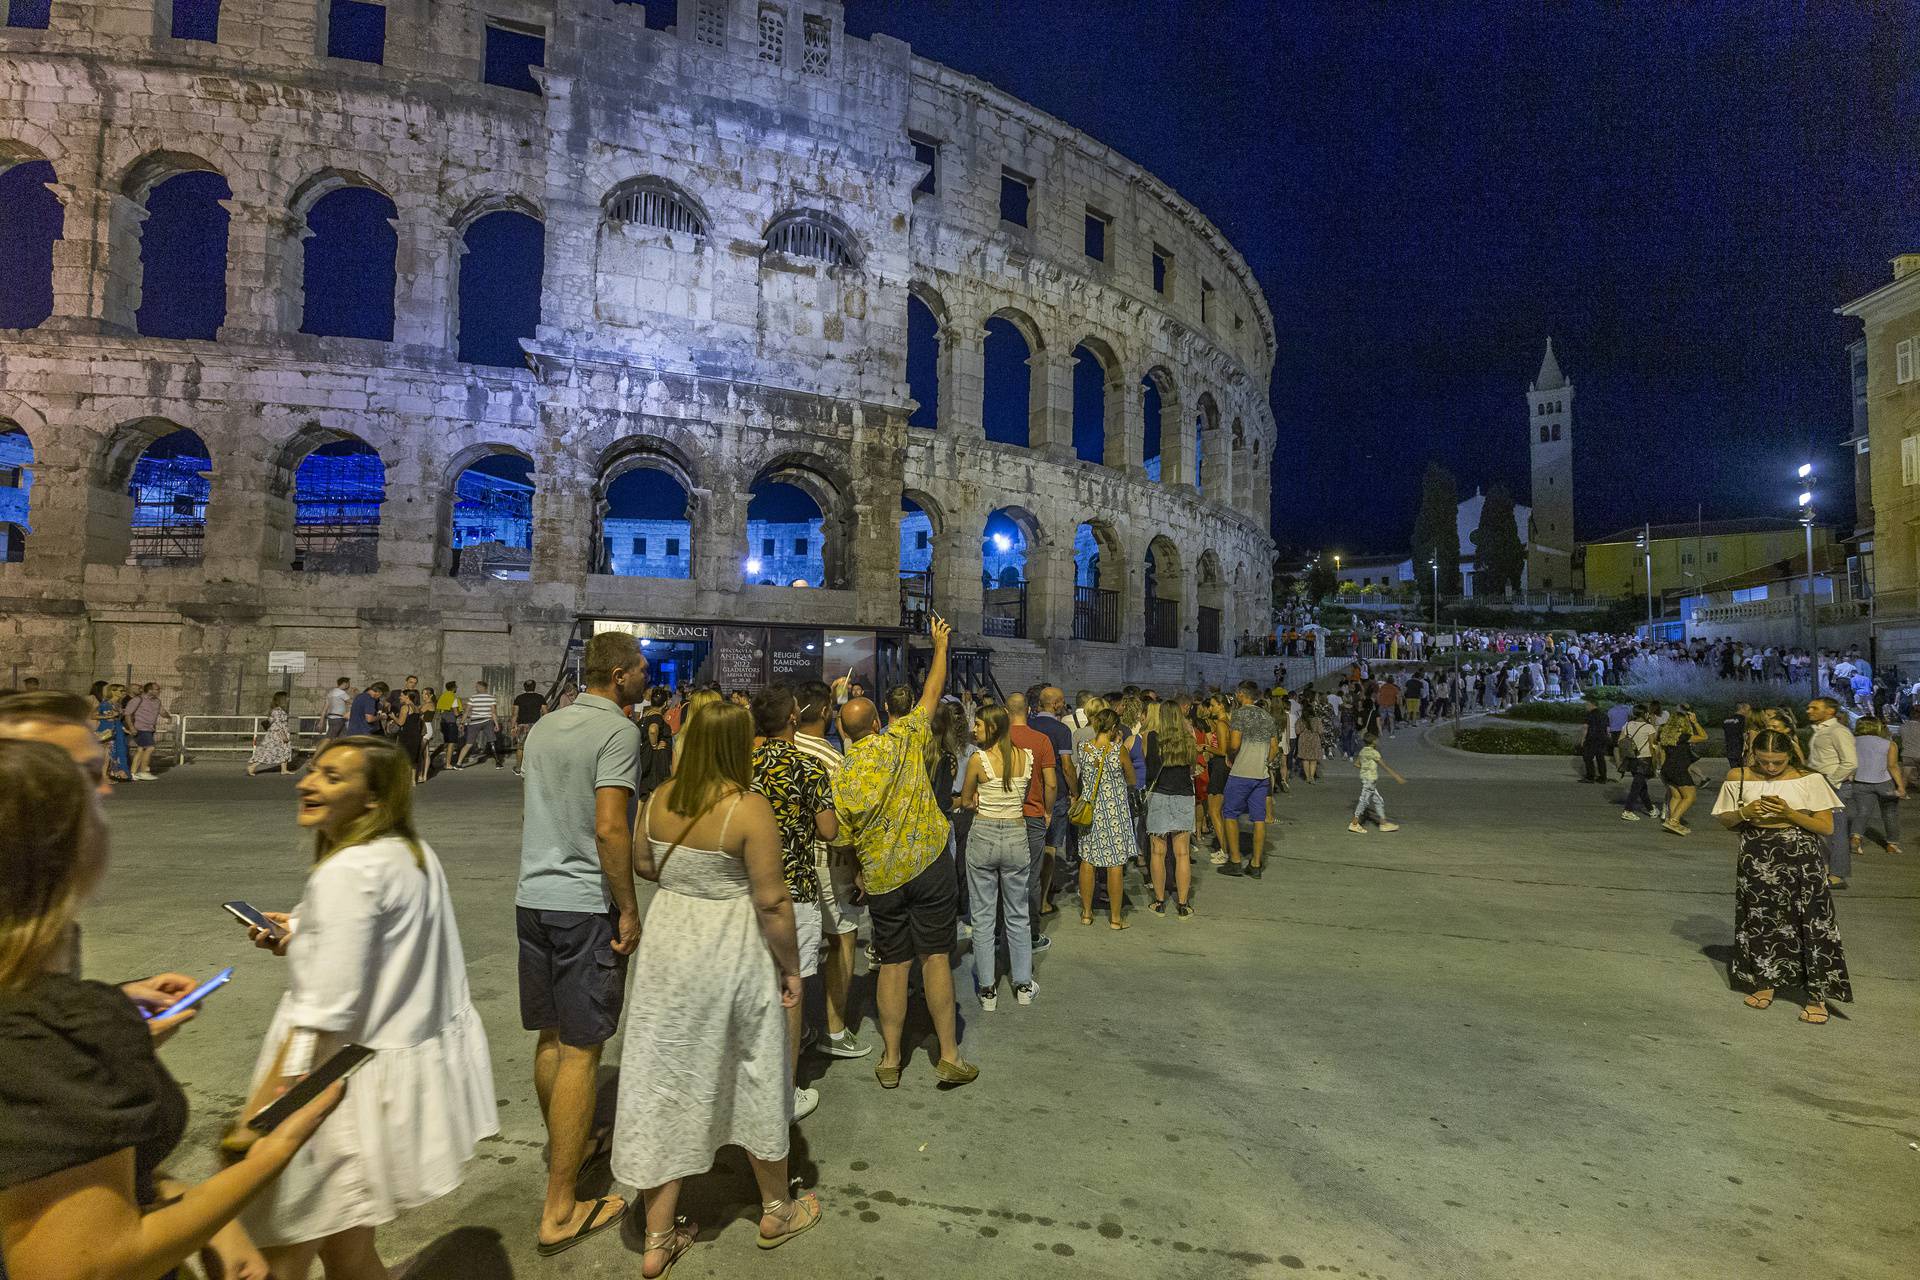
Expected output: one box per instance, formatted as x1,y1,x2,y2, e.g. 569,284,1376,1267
0,0,1276,708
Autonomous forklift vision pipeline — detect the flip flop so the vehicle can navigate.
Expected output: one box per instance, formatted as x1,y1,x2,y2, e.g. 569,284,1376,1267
535,1196,626,1257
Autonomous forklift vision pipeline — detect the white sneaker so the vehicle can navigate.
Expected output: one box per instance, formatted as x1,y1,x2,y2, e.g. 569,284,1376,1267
1209,849,1228,865
977,986,998,1012
793,1086,819,1121
1377,822,1400,832
1621,810,1642,821
1014,981,1038,1005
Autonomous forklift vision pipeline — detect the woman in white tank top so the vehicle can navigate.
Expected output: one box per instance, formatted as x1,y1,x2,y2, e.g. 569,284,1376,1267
1847,718,1904,857
956,707,1037,1010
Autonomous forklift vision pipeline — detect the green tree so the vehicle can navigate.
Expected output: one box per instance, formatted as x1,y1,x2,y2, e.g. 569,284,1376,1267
1410,463,1463,602
1472,482,1527,595
1303,559,1338,605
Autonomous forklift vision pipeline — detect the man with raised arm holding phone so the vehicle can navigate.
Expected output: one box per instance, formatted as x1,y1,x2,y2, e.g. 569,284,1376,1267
515,631,646,1255
832,614,978,1090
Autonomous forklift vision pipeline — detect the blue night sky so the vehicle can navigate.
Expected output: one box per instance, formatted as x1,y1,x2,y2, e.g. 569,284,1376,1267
846,0,1918,553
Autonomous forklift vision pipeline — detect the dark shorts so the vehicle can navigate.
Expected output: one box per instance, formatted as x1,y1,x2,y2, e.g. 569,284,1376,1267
1043,797,1069,850
1221,774,1270,821
867,851,959,964
516,907,627,1047
134,730,156,748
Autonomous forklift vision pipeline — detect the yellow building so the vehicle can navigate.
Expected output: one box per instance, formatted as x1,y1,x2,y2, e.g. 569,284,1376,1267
1839,256,1920,648
1581,520,1838,603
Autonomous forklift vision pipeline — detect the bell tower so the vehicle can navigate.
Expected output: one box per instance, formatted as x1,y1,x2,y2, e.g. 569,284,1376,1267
1526,338,1575,591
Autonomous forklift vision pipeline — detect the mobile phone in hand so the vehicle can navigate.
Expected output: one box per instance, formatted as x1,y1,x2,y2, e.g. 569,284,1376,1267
142,967,233,1021
223,900,283,939
247,1044,374,1132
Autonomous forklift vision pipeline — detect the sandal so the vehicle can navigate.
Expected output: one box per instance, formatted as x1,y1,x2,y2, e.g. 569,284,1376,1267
1799,1005,1830,1025
1147,898,1166,916
1080,913,1095,926
1742,992,1774,1010
757,1193,822,1250
535,1195,627,1257
641,1217,697,1278
874,1062,901,1089
1109,918,1129,931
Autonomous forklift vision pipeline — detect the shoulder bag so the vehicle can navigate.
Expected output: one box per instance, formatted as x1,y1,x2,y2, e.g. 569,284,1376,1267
1068,745,1107,827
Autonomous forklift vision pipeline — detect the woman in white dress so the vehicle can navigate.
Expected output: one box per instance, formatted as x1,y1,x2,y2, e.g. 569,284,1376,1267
247,691,295,775
614,701,821,1278
227,735,497,1279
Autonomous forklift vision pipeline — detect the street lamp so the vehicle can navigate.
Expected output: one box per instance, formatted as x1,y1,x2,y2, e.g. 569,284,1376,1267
1799,462,1818,697
1635,523,1653,640
1429,556,1439,633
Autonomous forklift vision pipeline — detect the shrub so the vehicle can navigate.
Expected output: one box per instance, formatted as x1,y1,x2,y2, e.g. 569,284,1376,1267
1496,702,1593,724
1453,725,1576,755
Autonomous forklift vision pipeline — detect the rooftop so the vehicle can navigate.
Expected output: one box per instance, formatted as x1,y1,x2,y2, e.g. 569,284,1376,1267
1588,517,1820,545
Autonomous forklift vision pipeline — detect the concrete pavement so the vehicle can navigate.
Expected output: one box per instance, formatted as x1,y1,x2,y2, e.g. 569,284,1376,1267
80,731,1918,1279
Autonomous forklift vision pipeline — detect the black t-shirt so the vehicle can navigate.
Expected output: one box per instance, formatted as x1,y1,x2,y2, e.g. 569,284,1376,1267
0,976,187,1208
1143,731,1196,797
1584,707,1612,743
513,692,545,726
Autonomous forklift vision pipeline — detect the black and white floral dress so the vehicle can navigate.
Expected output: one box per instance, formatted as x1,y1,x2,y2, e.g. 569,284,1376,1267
1710,773,1853,1002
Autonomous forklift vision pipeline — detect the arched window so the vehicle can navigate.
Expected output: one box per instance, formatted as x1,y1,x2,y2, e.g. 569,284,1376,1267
1071,343,1108,464
601,465,692,579
906,293,941,429
983,316,1033,447
605,180,706,236
0,158,60,330
764,211,853,267
136,170,231,340
450,452,533,580
745,480,824,586
900,495,934,631
0,423,32,563
1145,536,1182,648
1072,520,1122,642
1141,375,1164,481
127,429,211,565
982,509,1034,638
457,208,544,367
301,185,397,341
291,438,385,573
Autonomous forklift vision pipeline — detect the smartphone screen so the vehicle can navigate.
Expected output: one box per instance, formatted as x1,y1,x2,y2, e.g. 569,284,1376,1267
223,900,282,938
247,1044,375,1132
142,966,233,1021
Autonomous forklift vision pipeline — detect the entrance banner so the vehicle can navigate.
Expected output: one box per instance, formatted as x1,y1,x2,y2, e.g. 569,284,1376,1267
769,628,825,685
714,625,768,690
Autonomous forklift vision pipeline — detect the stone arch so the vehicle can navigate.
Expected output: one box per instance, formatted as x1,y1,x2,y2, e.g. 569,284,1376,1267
1145,534,1185,648
1194,391,1229,499
1072,517,1125,642
602,176,710,237
1141,365,1181,482
1069,335,1121,467
0,148,61,330
595,436,701,578
746,453,852,589
0,126,63,170
443,443,535,579
906,282,949,430
898,489,943,631
454,199,545,367
0,417,35,565
113,151,232,340
75,418,196,565
982,505,1044,638
983,306,1045,448
762,208,860,268
287,170,398,341
270,424,388,574
109,422,213,568
1197,549,1227,654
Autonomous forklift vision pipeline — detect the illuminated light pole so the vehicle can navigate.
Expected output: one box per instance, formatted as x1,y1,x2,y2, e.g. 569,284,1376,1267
1799,462,1818,698
1635,523,1653,640
1429,556,1439,634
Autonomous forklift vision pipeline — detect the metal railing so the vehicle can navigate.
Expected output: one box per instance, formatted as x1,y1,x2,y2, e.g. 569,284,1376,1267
1073,585,1119,642
174,715,325,763
982,581,1027,639
1144,596,1178,648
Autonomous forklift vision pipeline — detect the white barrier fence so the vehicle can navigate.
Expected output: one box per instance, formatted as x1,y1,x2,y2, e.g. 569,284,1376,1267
173,715,326,764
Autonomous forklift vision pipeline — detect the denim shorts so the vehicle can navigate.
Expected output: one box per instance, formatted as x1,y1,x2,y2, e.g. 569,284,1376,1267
1221,774,1269,821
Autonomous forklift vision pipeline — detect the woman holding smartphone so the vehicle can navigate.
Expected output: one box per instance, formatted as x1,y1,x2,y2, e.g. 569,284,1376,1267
232,736,497,1278
0,739,341,1280
1711,728,1853,1025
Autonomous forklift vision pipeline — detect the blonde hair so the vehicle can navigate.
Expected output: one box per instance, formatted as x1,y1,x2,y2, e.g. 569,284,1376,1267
669,700,751,817
0,740,106,991
308,737,425,870
683,688,722,732
1150,701,1196,767
1856,717,1886,738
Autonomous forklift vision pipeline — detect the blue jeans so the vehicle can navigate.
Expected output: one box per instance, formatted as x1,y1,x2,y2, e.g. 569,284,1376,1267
968,817,1033,991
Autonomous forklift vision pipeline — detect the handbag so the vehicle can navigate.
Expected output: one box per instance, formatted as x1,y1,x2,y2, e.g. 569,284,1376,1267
1068,746,1107,827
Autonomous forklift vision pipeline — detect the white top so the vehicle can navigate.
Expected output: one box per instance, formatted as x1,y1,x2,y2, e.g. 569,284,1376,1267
243,836,496,1246
1709,772,1842,817
1854,735,1894,785
325,687,351,717
1807,719,1857,785
975,746,1033,820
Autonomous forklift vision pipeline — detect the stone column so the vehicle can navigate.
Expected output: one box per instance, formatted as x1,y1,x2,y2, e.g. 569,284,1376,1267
1030,351,1075,458
531,425,594,586
98,188,148,335
1119,530,1148,649
941,494,986,639
942,326,986,439
14,419,94,582
849,462,905,629
1161,399,1195,493
1105,370,1141,476
393,209,454,352
219,197,295,345
690,485,747,593
40,183,116,334
1027,526,1075,645
202,431,277,580
370,429,437,586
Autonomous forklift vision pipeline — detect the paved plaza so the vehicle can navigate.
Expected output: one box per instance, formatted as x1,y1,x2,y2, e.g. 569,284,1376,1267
83,733,1917,1280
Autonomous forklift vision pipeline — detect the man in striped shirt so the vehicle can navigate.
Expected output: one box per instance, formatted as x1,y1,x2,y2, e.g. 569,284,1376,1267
457,680,503,768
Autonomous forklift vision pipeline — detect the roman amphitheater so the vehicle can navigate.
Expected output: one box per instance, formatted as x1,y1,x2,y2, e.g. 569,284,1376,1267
0,0,1275,707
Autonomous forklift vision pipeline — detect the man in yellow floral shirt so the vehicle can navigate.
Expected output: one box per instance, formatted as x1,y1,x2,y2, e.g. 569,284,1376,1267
833,614,978,1089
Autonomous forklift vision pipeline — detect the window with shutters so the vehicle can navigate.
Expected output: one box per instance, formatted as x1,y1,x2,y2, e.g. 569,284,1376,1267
694,0,726,47
1902,435,1920,486
605,180,706,237
757,4,783,62
764,211,854,266
801,13,830,73
1897,337,1914,385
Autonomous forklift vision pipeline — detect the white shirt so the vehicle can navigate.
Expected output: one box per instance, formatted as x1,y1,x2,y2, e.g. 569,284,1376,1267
325,687,351,717
1807,718,1857,786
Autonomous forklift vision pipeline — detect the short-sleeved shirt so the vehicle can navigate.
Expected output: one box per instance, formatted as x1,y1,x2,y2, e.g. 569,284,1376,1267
1356,744,1382,784
325,687,352,718
1031,712,1075,798
437,690,460,715
0,976,188,1208
1009,722,1056,818
347,690,383,735
751,738,829,903
517,692,641,912
834,705,950,895
1375,683,1400,708
1228,703,1277,778
793,731,846,860
513,692,545,726
465,692,498,726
